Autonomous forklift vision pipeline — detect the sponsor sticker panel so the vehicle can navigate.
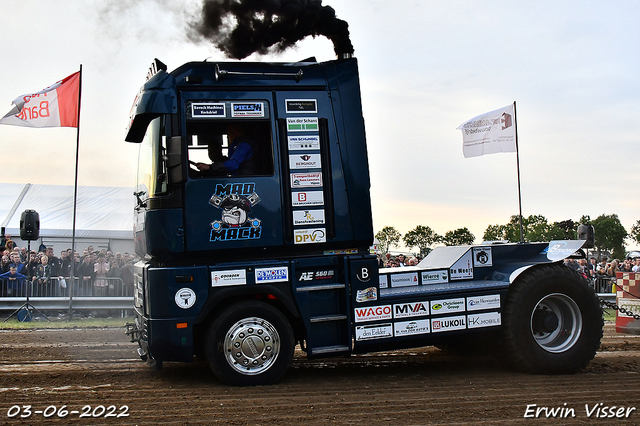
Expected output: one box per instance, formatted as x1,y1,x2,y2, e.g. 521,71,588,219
390,272,419,288
191,102,225,118
285,99,318,114
174,288,196,309
291,172,322,188
289,153,322,170
421,270,449,284
355,323,393,341
294,228,326,244
292,191,324,207
356,287,378,303
450,250,473,280
255,266,289,283
473,247,493,267
292,209,325,226
466,294,501,311
211,269,247,286
430,298,466,314
354,305,392,323
467,312,501,328
393,301,430,319
231,102,265,117
288,135,320,150
379,274,388,289
297,269,335,282
431,315,467,333
394,319,430,337
287,117,319,131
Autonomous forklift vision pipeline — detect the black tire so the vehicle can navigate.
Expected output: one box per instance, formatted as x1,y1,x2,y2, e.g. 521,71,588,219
205,300,295,386
502,264,603,374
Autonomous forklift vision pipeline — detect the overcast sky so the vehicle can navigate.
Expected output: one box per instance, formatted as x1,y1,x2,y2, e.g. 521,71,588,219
0,0,638,248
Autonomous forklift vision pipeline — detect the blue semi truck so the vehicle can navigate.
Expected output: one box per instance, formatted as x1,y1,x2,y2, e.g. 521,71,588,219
125,56,602,386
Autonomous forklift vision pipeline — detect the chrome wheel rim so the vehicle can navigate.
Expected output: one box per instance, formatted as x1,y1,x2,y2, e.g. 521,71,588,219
530,293,582,353
224,317,280,375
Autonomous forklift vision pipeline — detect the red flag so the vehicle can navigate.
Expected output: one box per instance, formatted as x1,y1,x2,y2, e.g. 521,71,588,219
0,71,80,128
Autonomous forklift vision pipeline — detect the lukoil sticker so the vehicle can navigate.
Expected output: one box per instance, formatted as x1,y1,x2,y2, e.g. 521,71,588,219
430,298,465,314
356,287,378,303
211,269,247,287
394,302,430,319
355,324,393,341
431,315,467,332
255,267,289,283
354,305,392,323
467,312,501,329
473,247,493,267
394,319,430,337
175,288,196,309
467,294,501,311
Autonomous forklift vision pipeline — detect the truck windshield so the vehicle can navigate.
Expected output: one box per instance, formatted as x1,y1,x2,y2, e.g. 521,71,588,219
136,117,167,198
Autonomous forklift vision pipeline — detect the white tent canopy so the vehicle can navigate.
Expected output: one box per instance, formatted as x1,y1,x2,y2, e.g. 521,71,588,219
0,183,134,239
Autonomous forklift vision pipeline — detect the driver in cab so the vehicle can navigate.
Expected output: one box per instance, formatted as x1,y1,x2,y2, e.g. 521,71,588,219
196,123,257,176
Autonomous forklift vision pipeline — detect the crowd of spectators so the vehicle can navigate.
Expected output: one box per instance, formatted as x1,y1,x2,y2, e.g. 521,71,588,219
377,252,421,268
565,256,640,279
0,236,137,297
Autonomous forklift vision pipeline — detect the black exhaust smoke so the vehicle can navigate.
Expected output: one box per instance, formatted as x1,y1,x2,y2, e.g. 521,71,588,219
190,0,354,59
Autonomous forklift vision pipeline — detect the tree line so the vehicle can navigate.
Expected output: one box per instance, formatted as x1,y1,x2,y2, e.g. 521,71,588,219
376,214,640,260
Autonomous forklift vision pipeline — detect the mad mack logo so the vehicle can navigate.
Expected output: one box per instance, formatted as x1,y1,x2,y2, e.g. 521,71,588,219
209,183,262,242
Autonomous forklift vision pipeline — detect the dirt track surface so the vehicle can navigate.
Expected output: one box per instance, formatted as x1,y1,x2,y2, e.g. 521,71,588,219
0,324,639,425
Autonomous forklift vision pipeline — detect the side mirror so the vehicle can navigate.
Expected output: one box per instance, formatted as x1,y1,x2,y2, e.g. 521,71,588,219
577,224,594,249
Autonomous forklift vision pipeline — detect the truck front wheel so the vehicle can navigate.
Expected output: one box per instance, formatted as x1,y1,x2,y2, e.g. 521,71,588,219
502,264,603,374
205,300,295,386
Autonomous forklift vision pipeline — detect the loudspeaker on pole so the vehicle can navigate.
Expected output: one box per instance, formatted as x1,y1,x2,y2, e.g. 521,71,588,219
20,209,40,241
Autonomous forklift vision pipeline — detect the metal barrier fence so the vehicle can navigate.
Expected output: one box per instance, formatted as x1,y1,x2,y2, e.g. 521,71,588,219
0,276,134,314
590,276,616,294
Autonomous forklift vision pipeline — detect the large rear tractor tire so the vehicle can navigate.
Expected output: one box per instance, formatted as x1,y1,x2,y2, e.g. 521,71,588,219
205,300,295,386
502,264,603,374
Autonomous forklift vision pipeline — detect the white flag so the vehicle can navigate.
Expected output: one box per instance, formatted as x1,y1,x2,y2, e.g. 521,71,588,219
0,72,80,128
457,104,516,158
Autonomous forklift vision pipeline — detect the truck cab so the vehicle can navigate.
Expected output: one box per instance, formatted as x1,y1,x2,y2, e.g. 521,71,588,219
126,57,602,386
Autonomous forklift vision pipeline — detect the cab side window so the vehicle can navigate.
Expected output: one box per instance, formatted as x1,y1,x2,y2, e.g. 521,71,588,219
187,120,273,178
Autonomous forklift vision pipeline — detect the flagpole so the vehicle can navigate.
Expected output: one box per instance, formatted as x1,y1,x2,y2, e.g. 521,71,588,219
69,65,82,317
513,101,524,243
